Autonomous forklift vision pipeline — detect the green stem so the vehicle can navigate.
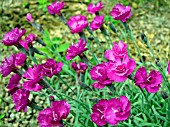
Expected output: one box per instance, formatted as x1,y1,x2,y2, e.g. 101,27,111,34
129,30,145,66
57,74,76,95
140,88,158,122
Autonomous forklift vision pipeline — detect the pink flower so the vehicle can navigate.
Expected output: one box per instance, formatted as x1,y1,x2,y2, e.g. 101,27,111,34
42,59,63,78
134,67,162,93
107,55,136,82
87,1,104,14
90,96,131,126
90,62,113,89
90,100,109,126
15,52,27,66
2,28,26,46
168,60,170,74
0,53,27,77
104,96,131,125
26,13,34,22
105,41,128,61
71,62,88,72
66,38,88,60
23,65,43,92
67,15,88,34
90,63,107,82
12,89,30,112
19,33,36,50
7,74,21,95
0,54,16,77
110,4,132,22
90,15,104,31
38,100,70,127
47,1,65,15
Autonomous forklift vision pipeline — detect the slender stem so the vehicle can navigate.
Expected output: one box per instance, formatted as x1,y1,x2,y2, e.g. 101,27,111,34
79,32,99,65
140,88,158,122
129,30,145,66
57,74,76,95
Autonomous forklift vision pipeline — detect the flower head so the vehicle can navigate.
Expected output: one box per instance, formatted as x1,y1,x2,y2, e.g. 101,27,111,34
47,1,65,15
23,64,43,92
66,38,88,60
90,62,113,89
67,15,88,34
38,100,70,127
42,59,63,78
0,53,27,77
90,100,109,126
107,55,136,82
7,74,21,95
88,1,104,14
0,54,16,77
110,4,132,22
105,41,128,61
15,52,27,66
19,33,36,50
168,60,170,74
2,28,26,46
12,89,30,112
104,96,131,125
134,67,162,93
71,62,87,72
90,96,131,126
26,13,34,22
90,15,104,31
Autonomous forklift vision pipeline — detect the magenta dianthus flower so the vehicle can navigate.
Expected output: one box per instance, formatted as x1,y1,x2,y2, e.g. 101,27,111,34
0,53,27,77
87,1,104,14
67,15,88,34
42,59,63,78
15,52,27,67
168,60,170,74
66,38,88,60
2,28,26,46
104,96,131,125
19,33,36,50
26,13,34,22
90,100,109,126
7,74,21,95
110,4,132,22
23,64,43,92
90,62,113,89
12,89,30,112
90,96,131,126
38,100,70,127
134,67,162,93
105,41,128,61
90,15,104,31
0,54,16,77
71,62,87,72
107,55,136,82
47,1,65,15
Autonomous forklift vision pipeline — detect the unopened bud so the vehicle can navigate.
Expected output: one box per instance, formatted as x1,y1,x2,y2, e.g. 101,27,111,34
155,58,161,67
161,91,168,99
49,95,55,101
108,22,117,33
141,32,148,44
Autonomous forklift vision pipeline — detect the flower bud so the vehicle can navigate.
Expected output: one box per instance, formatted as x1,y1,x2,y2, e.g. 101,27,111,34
26,13,34,23
108,22,117,33
141,32,148,44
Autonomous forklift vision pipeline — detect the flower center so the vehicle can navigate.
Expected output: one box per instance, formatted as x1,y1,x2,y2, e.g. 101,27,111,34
116,65,126,73
53,111,58,121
